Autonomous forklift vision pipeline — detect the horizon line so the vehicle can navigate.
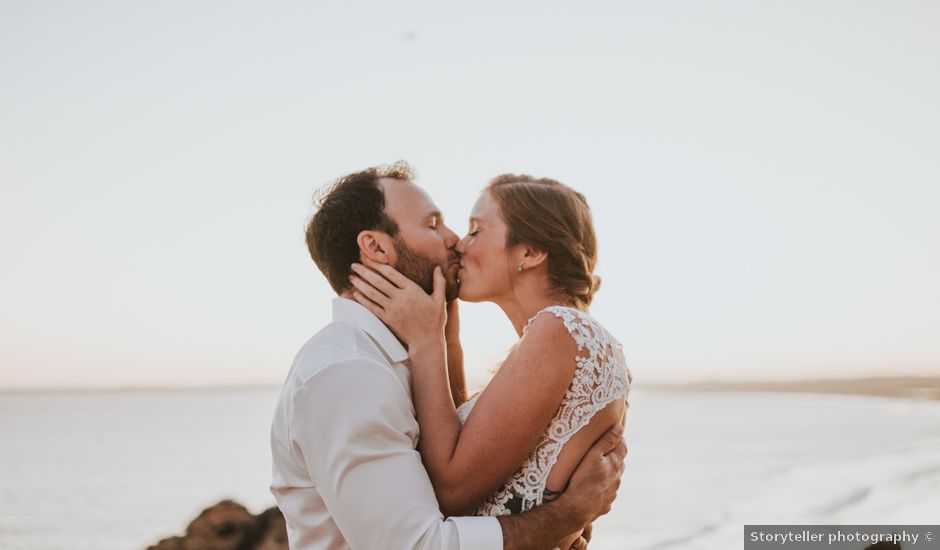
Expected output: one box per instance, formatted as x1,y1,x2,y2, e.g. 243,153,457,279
3,374,939,396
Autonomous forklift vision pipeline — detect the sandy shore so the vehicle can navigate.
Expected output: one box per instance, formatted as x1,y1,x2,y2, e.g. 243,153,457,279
649,376,940,400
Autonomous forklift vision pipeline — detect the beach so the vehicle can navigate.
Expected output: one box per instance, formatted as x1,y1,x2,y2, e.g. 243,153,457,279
2,381,939,550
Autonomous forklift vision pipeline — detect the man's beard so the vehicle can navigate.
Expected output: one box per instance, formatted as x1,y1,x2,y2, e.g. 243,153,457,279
394,238,459,302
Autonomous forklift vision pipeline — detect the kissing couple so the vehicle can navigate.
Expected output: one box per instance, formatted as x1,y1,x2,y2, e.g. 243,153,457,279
271,162,632,549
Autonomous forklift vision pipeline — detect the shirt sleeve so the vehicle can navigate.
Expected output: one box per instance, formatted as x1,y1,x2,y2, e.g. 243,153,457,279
290,359,502,550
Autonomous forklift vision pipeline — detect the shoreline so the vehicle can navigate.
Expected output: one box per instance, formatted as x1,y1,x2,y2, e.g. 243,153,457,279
648,376,940,400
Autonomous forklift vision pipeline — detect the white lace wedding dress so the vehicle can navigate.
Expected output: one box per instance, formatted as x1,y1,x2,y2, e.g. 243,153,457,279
456,305,632,516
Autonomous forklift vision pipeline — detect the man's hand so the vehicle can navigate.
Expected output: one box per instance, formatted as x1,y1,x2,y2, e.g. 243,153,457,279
568,523,592,549
498,437,623,550
557,424,627,524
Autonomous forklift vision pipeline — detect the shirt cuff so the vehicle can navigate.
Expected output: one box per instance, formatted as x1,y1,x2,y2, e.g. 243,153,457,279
448,515,503,549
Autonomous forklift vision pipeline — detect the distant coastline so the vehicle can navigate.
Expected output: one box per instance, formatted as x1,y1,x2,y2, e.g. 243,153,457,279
651,376,940,400
0,384,281,396
4,377,940,399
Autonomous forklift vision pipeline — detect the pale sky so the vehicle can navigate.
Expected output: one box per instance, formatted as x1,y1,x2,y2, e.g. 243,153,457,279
1,1,938,391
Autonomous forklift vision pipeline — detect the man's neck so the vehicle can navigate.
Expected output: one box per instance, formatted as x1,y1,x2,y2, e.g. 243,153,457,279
336,292,408,349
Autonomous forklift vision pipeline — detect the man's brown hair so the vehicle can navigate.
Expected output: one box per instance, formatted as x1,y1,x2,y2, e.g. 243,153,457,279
305,162,413,294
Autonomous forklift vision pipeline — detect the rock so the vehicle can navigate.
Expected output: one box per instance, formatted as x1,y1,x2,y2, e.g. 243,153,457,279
148,500,287,550
254,507,289,550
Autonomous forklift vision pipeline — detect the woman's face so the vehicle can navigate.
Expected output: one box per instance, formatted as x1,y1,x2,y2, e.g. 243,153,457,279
456,191,517,303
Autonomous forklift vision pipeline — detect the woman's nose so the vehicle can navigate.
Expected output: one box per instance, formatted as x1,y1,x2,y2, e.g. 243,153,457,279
455,235,468,254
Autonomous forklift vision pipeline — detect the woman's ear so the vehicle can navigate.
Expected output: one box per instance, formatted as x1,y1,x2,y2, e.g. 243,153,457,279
356,230,397,265
520,245,548,270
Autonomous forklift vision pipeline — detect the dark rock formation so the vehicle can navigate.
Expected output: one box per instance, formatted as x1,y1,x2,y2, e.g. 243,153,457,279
148,500,287,550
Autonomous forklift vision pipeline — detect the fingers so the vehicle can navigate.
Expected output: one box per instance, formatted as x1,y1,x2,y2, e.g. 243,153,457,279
608,439,627,464
349,274,390,307
350,263,399,296
582,523,593,543
351,291,384,320
571,536,587,550
359,258,412,289
593,424,624,457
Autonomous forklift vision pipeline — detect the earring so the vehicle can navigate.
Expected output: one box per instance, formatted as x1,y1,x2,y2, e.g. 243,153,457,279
517,264,523,272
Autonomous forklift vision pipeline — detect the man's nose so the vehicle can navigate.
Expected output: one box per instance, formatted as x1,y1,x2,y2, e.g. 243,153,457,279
455,233,468,254
442,225,459,250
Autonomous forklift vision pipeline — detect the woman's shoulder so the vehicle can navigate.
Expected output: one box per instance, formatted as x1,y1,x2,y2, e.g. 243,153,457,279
513,310,582,370
520,308,580,346
524,305,609,347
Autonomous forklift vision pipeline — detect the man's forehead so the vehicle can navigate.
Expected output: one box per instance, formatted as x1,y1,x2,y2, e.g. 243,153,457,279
379,177,440,220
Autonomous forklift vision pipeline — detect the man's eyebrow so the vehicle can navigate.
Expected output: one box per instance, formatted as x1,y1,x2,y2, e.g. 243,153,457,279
427,210,442,220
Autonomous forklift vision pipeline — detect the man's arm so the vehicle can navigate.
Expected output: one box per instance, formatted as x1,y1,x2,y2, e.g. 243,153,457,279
292,359,501,550
497,424,628,550
293,358,626,550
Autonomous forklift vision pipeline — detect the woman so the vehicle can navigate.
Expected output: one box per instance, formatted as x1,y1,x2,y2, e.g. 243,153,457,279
349,174,631,545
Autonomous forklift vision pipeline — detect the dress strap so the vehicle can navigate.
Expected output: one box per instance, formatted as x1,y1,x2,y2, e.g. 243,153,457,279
523,305,599,357
522,305,585,335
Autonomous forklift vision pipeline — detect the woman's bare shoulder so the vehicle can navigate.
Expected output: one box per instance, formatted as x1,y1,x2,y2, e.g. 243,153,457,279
508,310,581,377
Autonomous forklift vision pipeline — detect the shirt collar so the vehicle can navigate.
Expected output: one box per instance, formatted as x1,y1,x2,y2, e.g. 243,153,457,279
332,297,409,364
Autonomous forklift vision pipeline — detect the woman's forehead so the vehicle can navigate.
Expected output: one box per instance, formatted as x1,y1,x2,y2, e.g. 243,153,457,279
470,192,499,219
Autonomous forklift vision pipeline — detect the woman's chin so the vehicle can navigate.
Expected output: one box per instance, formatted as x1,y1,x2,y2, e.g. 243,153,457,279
457,284,482,303
457,289,476,302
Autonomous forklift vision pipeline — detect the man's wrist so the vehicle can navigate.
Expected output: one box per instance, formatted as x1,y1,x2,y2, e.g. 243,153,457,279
543,493,591,534
497,498,585,550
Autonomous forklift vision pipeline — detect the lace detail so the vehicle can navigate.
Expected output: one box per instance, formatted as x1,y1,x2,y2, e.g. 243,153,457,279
456,306,631,516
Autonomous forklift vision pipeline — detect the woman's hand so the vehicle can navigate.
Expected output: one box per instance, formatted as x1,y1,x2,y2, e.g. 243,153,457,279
349,258,447,352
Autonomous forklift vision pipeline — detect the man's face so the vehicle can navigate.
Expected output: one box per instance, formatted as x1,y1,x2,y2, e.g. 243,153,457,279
378,178,461,301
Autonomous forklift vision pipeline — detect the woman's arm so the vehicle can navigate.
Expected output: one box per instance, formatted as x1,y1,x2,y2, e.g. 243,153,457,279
349,261,579,515
445,300,468,408
409,315,577,515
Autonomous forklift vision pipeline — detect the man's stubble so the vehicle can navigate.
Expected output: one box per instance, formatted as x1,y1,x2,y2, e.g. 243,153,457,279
393,237,460,302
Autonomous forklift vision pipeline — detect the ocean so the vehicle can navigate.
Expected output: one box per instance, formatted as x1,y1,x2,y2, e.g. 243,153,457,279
2,387,939,550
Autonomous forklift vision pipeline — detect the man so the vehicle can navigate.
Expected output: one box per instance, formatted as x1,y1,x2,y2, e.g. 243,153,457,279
270,162,627,549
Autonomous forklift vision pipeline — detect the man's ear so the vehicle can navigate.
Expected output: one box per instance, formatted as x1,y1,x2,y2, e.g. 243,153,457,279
356,230,397,265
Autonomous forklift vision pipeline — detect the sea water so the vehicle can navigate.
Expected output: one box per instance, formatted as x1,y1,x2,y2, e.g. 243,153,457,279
2,387,939,550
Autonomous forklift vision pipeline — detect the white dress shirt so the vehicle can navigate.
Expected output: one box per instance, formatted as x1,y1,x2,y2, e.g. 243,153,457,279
271,297,503,550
